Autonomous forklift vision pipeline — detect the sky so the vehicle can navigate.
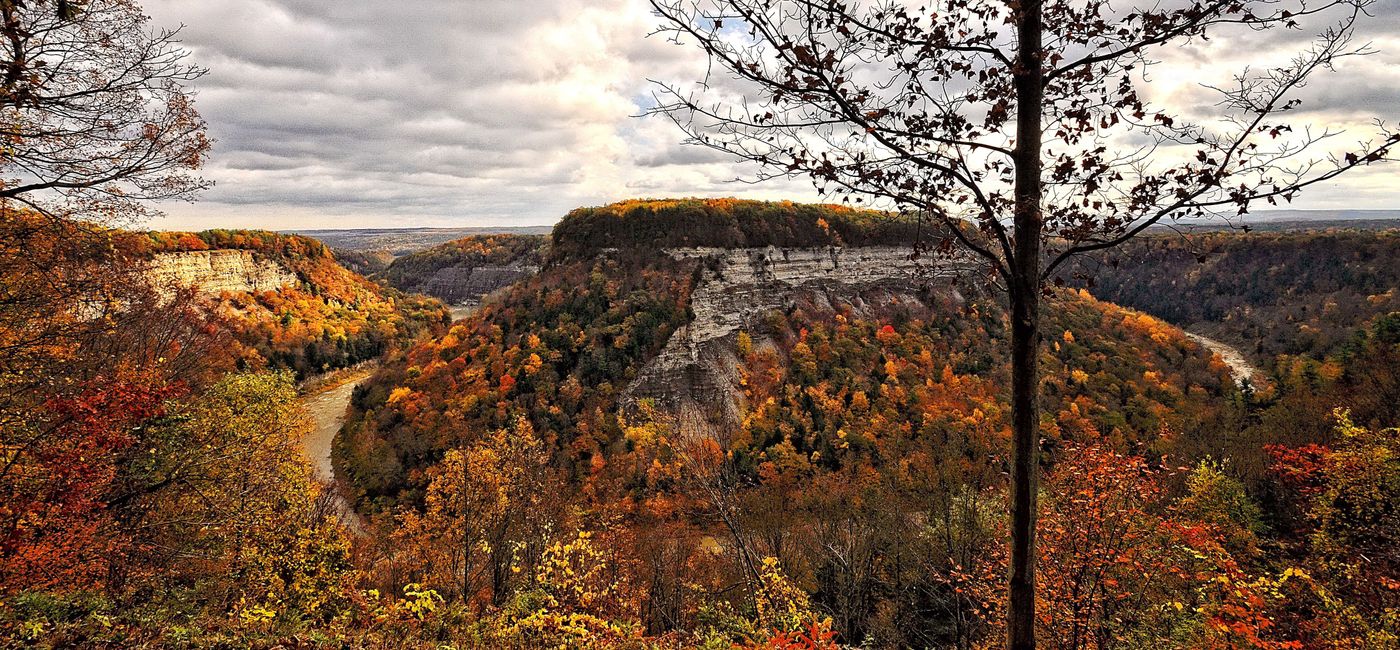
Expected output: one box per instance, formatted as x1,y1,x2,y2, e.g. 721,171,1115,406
142,0,1400,231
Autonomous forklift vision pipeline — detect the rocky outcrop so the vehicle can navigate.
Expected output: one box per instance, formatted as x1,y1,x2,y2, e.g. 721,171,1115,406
624,246,977,438
148,249,298,297
419,264,539,305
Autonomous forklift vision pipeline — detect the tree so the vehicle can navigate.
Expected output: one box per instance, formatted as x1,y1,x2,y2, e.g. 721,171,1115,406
648,1,1395,646
395,417,560,605
0,0,209,221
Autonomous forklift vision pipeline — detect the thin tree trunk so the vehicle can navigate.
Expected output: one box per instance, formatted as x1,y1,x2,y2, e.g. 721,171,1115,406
1009,0,1044,646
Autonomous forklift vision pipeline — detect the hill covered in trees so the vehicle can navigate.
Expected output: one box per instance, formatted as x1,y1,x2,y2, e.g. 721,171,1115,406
5,201,1397,648
136,229,448,377
548,198,931,260
1075,228,1400,362
325,199,1358,647
379,234,546,305
1074,228,1400,478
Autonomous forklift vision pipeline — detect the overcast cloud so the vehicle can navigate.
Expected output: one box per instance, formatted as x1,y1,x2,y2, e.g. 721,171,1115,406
142,0,1400,230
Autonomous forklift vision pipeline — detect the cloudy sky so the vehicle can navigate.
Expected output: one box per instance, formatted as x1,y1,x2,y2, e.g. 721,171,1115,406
143,0,1400,231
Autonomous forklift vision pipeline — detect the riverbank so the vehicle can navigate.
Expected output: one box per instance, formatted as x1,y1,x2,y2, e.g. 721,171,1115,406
1185,332,1261,387
298,366,376,534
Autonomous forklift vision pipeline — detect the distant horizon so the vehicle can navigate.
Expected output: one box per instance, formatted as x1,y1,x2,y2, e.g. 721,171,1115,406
259,208,1400,235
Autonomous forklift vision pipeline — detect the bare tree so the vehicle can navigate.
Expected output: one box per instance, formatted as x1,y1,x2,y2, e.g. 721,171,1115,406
0,0,210,222
647,0,1396,646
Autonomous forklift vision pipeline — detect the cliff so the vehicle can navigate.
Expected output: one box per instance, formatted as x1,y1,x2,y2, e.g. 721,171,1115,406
380,234,545,305
337,200,1236,514
623,246,978,437
417,263,539,305
148,249,298,297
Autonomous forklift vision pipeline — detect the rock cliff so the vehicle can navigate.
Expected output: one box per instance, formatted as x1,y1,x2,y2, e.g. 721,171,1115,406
147,249,298,297
419,263,539,305
623,246,977,438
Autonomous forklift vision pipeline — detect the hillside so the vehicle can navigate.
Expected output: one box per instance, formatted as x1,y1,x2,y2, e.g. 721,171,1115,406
332,247,397,276
339,239,1235,509
379,234,546,305
548,198,931,260
8,200,1396,648
329,199,1248,645
135,229,449,377
1070,228,1400,466
1073,229,1400,363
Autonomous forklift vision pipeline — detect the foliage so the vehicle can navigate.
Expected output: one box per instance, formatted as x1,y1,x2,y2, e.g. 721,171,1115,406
137,228,449,377
337,250,699,511
1074,229,1400,361
381,234,545,301
334,247,397,277
549,198,924,261
5,200,1399,648
0,0,210,221
340,205,1243,647
393,417,560,604
0,372,356,646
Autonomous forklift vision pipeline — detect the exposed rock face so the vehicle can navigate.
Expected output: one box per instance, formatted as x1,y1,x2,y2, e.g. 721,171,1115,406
148,250,298,297
624,246,976,438
420,264,538,305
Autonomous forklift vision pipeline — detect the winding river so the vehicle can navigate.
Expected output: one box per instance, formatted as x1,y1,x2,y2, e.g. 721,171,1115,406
1184,332,1260,386
296,306,478,533
299,368,374,533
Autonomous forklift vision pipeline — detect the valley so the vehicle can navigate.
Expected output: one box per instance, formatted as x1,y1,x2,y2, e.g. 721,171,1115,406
1185,331,1259,386
300,369,376,485
4,1,1399,647
6,198,1398,648
299,368,375,533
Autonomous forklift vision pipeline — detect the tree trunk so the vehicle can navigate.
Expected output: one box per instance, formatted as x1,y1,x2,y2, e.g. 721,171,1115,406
1008,0,1044,648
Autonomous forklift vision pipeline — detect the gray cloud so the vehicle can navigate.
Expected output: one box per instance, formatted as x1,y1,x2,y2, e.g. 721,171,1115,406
142,0,1400,231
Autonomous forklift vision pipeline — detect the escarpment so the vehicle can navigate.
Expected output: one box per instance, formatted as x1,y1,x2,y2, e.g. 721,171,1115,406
148,249,298,296
417,263,539,305
622,246,979,438
339,199,1238,515
380,234,546,305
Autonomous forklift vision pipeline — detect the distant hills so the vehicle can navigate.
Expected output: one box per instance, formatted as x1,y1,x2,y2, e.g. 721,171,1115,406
1160,210,1400,232
288,226,552,255
1239,209,1400,222
283,210,1400,256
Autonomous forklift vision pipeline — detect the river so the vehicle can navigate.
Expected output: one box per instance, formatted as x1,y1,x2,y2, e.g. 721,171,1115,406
299,368,374,533
296,303,477,532
1184,332,1260,386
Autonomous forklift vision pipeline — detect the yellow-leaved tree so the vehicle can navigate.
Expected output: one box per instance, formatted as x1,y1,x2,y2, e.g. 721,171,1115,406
394,417,560,605
114,371,353,624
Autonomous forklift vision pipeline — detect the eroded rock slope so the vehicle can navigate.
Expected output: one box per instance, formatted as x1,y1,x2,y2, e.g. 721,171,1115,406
148,249,297,296
623,246,976,437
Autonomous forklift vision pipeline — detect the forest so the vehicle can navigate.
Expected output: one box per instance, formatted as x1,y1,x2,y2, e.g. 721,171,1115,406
136,229,449,378
326,201,1394,648
5,193,1400,649
1073,230,1400,362
2,0,1398,648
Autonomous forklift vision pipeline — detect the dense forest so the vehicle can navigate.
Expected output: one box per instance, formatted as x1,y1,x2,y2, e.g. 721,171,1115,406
1073,230,1400,362
548,198,932,261
137,229,449,377
0,0,1396,642
5,196,1399,647
334,248,398,277
316,201,1396,648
